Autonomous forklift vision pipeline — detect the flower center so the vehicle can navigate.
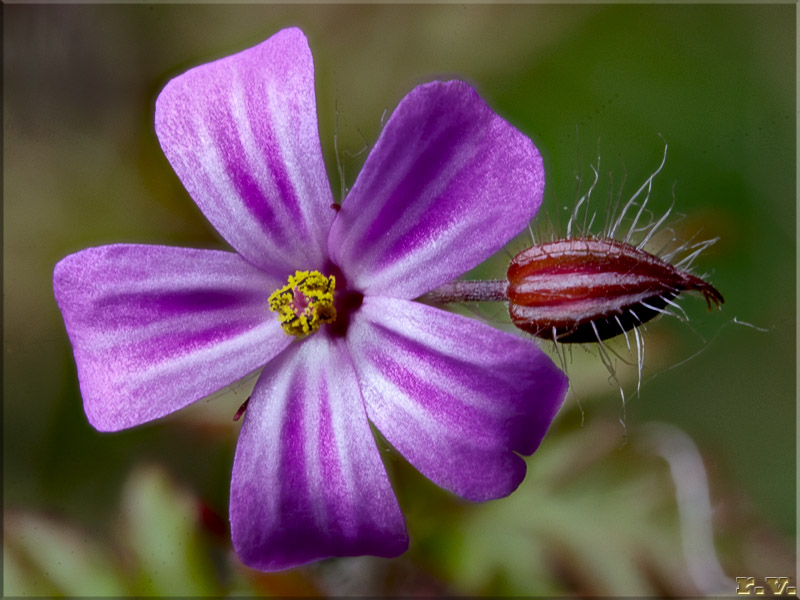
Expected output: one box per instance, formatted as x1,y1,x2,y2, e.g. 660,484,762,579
268,270,337,338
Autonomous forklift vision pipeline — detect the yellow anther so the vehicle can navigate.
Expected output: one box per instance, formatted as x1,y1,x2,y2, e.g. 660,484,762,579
268,270,337,338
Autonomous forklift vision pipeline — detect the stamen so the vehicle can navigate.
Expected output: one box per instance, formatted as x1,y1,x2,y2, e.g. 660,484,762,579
268,270,337,338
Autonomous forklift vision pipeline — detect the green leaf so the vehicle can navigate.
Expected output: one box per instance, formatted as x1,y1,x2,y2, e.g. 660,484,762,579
4,511,128,596
119,465,221,596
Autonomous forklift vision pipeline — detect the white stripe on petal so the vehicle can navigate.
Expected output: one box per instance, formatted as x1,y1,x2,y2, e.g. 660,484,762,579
348,296,568,501
155,29,334,277
229,333,407,572
53,244,289,432
329,80,545,299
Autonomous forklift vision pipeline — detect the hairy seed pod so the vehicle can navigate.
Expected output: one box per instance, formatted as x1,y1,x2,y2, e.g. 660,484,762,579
507,237,724,343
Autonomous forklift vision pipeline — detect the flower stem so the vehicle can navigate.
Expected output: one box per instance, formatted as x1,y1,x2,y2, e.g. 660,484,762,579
421,279,509,304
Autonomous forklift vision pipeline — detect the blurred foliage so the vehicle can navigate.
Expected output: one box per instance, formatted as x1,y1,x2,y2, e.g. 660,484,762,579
4,4,795,597
6,419,794,596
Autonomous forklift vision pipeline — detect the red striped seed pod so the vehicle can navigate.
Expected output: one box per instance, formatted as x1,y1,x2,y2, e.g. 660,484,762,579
507,237,724,343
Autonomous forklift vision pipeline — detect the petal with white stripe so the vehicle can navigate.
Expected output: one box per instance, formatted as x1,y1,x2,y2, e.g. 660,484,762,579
155,28,334,278
230,333,407,571
347,296,568,501
328,80,545,299
53,244,289,431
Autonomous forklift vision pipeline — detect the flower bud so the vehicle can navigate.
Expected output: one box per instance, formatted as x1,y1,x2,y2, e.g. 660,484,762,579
506,238,723,343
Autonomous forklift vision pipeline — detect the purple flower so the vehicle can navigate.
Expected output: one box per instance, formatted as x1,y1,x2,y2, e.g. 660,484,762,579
53,28,568,571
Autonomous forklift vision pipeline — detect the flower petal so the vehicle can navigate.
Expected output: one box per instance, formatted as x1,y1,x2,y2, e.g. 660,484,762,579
155,28,334,279
53,245,290,431
328,80,545,299
230,334,407,571
347,297,568,501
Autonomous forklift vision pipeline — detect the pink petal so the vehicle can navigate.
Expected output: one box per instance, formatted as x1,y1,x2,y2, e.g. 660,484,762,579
230,334,407,571
53,245,290,431
347,297,568,501
328,80,545,299
155,28,334,279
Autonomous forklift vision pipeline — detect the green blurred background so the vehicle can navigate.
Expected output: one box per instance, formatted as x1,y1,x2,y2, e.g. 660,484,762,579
4,5,795,596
